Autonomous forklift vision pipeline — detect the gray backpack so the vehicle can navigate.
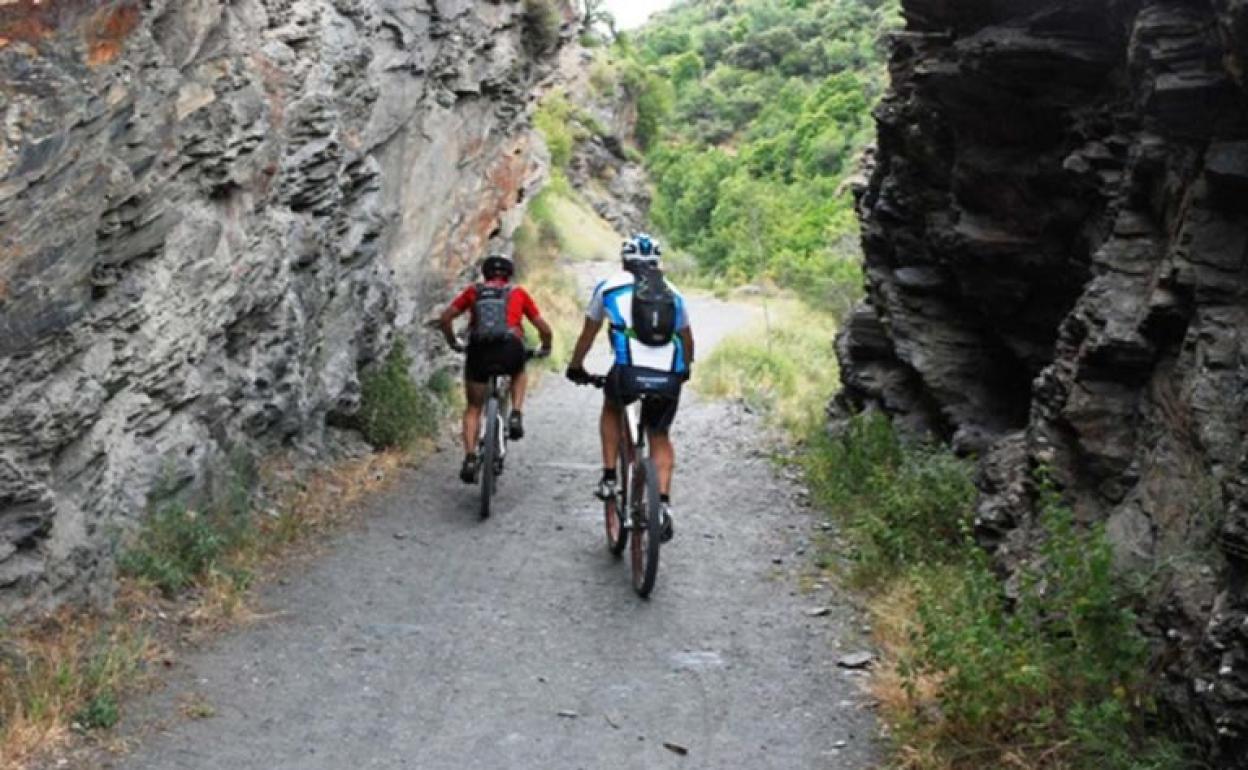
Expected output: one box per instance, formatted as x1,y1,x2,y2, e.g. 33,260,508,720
471,284,513,342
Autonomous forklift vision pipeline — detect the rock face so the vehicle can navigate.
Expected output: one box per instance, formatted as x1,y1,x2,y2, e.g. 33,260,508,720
557,45,651,233
839,0,1248,760
0,0,571,615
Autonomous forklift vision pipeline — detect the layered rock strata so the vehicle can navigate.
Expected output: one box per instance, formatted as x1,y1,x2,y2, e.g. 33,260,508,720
838,0,1248,760
0,0,570,614
556,45,651,234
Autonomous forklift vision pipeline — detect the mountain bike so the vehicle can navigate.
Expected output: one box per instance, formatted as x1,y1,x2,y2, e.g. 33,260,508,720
463,348,545,519
585,374,663,598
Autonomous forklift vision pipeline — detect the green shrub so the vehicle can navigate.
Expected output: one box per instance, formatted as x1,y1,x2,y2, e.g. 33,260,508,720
119,453,257,596
534,93,575,170
803,414,976,582
118,500,250,597
74,691,119,730
589,56,617,95
357,339,437,450
905,498,1188,769
800,414,1192,767
523,0,561,56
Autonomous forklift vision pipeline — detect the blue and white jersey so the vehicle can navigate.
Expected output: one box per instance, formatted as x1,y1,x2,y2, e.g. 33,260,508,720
587,271,691,373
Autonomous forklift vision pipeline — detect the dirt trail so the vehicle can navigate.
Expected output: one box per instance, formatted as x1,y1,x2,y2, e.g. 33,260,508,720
101,275,877,770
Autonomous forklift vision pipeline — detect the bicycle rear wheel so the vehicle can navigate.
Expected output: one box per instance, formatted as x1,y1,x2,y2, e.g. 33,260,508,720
605,434,630,556
630,457,661,598
479,396,498,519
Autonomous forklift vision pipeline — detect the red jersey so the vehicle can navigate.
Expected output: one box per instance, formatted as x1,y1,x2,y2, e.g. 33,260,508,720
449,280,542,339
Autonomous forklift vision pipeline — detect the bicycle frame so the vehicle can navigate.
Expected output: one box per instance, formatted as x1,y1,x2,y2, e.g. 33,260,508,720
479,374,510,466
618,399,646,472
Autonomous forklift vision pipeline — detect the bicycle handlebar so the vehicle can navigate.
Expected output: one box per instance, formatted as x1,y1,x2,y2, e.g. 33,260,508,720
570,372,607,389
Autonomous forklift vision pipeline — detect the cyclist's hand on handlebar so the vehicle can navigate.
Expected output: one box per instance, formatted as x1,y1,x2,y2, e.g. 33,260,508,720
565,365,590,385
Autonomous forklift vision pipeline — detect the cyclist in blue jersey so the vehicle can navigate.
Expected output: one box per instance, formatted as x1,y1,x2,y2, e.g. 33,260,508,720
566,234,695,542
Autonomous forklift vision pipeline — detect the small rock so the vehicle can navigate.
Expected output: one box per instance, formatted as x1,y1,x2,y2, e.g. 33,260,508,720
805,607,831,617
772,557,784,565
393,532,407,540
557,710,579,719
837,651,876,670
833,739,848,749
663,742,689,756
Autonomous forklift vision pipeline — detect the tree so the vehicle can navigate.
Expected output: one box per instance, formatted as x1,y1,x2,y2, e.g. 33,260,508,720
579,0,618,39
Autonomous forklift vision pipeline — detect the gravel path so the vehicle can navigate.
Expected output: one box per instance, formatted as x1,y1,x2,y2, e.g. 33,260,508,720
103,283,878,770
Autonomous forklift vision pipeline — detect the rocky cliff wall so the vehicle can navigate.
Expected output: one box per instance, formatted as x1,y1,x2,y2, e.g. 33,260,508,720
838,0,1248,760
0,0,571,615
556,44,651,233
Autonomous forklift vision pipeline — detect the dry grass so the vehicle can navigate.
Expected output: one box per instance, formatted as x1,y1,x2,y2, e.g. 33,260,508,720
868,578,953,770
0,447,416,769
0,588,162,770
514,181,621,371
542,191,621,263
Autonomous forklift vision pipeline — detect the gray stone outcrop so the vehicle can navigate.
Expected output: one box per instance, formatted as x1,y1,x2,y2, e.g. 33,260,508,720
837,0,1248,759
0,0,571,614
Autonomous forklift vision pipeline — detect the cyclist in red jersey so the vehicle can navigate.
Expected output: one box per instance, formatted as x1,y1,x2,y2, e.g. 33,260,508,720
440,255,552,483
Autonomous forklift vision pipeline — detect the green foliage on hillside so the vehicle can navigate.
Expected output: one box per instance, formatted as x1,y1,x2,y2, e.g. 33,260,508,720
623,0,900,299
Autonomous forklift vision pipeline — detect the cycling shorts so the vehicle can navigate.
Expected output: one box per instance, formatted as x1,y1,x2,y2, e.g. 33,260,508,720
604,365,682,433
465,335,526,384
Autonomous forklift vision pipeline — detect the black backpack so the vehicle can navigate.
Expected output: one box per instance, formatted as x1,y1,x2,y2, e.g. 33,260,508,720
630,266,677,346
471,284,513,342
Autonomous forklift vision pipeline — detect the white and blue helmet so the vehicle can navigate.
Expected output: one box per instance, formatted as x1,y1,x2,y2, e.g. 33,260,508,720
621,233,662,266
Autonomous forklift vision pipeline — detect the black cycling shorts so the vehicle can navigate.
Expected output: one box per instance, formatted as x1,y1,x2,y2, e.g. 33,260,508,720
605,365,683,433
465,336,526,384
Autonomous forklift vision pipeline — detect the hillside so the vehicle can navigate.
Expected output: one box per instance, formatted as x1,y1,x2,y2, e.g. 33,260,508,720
629,0,898,299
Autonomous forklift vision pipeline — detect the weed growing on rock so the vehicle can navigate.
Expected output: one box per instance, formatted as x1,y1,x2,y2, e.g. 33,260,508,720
118,452,258,597
117,500,252,598
357,340,438,451
523,0,561,56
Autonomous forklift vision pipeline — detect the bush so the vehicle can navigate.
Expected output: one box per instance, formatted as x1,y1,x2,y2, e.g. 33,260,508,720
534,93,575,170
523,0,561,56
588,56,617,95
74,692,119,730
119,454,257,596
357,340,437,451
800,414,1193,768
803,414,976,581
902,499,1188,769
119,500,250,597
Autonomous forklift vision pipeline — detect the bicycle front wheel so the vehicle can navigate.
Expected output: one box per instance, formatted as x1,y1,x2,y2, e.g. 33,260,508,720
630,457,661,598
479,396,498,519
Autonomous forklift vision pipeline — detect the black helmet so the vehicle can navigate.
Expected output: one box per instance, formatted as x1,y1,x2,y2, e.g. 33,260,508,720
481,254,514,280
